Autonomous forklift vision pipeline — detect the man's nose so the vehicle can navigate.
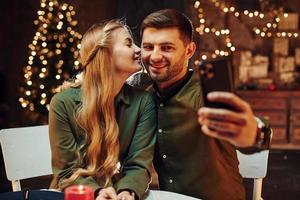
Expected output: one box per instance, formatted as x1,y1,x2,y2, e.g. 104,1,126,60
150,47,162,61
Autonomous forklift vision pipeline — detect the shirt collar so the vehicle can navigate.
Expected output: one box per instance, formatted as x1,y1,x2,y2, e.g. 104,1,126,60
153,69,193,102
115,84,130,105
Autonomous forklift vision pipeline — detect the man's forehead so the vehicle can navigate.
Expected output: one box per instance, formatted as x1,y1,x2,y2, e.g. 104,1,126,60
142,27,181,43
143,27,180,34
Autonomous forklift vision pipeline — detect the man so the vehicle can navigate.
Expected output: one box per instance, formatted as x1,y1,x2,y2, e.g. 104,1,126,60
136,9,271,200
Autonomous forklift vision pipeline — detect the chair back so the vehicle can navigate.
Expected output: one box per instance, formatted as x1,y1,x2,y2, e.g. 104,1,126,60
0,125,52,191
237,150,269,178
237,149,270,200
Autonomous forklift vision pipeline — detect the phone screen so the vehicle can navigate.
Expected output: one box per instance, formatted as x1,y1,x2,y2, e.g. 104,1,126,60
198,58,234,109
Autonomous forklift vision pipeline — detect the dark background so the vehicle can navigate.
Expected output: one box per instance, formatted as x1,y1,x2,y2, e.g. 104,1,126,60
0,0,300,199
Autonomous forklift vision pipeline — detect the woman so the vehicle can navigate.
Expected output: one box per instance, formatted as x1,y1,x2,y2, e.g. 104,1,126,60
49,20,156,200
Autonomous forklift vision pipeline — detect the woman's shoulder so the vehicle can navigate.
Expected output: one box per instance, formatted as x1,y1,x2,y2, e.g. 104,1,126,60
124,83,153,99
123,84,155,109
51,87,81,104
123,84,155,115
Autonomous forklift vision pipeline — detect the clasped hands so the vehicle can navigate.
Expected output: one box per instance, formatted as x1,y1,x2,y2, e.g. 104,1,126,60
198,92,257,147
96,187,135,200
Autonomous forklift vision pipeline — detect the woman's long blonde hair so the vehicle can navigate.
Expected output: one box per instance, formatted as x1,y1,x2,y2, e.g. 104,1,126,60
62,20,127,188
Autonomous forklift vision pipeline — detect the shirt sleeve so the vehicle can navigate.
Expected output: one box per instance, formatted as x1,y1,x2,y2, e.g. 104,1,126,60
114,93,157,199
48,92,103,191
237,117,272,154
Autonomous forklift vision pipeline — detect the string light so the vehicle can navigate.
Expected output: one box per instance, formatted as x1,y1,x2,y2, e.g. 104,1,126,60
204,0,298,39
209,0,266,19
20,0,82,114
193,0,299,62
252,14,298,38
26,91,31,96
40,99,46,105
193,0,236,60
41,93,47,98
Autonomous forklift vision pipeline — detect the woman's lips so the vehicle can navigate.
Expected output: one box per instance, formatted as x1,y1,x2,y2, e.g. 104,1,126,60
134,56,143,65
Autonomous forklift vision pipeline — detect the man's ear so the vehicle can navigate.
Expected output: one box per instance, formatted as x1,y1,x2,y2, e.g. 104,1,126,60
186,42,196,59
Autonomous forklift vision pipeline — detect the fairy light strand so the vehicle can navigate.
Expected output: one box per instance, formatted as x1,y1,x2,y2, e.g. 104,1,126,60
193,0,299,64
209,0,266,19
20,0,82,114
206,0,298,38
194,0,235,62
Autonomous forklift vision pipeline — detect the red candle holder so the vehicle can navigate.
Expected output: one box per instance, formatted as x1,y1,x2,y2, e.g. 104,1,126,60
64,185,94,200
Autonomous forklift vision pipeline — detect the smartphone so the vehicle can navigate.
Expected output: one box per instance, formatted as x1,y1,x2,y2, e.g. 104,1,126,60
198,57,234,109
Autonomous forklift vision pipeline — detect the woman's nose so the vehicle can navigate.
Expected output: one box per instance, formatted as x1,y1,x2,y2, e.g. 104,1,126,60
134,44,141,54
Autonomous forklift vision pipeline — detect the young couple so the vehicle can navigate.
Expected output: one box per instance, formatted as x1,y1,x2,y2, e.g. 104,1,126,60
49,9,271,200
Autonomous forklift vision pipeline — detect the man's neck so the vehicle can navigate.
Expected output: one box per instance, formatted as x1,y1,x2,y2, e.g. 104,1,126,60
157,70,188,91
153,70,193,102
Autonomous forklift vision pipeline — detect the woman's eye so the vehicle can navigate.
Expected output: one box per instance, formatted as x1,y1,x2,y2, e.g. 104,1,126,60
125,38,133,47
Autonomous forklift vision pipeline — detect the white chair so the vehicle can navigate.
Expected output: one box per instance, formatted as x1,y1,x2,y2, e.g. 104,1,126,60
237,149,270,200
0,125,52,191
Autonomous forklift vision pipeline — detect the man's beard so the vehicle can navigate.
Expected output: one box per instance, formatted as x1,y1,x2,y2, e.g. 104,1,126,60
147,55,186,83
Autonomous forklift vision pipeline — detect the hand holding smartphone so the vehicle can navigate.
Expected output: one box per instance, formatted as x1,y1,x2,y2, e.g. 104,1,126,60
198,57,234,109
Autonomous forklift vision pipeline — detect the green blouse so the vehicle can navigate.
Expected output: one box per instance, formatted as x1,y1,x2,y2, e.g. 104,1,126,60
48,84,157,199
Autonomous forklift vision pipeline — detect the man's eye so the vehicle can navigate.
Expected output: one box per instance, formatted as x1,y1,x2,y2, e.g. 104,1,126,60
161,46,173,51
143,45,153,50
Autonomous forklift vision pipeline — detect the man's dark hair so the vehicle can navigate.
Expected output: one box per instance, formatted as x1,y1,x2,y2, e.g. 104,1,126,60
140,9,194,44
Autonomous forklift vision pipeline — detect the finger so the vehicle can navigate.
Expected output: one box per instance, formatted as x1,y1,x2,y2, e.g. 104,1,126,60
102,192,112,199
100,187,117,199
98,192,111,200
198,115,204,124
95,195,103,200
207,92,250,112
201,125,235,142
98,190,106,197
198,107,247,125
201,119,241,135
106,187,117,199
117,195,128,200
131,192,135,197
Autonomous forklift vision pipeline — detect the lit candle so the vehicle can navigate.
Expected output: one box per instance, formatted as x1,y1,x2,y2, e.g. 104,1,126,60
65,185,94,200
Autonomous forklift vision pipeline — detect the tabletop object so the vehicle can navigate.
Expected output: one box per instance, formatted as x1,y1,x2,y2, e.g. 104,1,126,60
64,185,94,200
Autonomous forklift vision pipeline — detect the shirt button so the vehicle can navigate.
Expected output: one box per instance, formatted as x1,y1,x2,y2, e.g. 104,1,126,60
159,103,164,107
169,179,173,183
162,154,167,159
158,129,163,133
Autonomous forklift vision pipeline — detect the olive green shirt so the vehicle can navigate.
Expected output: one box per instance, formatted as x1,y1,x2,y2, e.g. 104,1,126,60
48,84,157,199
152,70,245,200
